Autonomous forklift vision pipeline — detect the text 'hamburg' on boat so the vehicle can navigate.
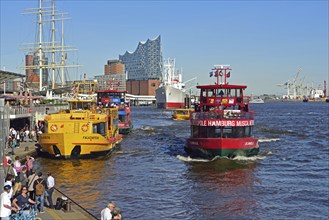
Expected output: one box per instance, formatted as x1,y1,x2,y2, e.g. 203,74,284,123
185,65,259,159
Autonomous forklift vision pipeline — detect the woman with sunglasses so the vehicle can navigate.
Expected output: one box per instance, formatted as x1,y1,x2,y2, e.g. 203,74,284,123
12,186,36,217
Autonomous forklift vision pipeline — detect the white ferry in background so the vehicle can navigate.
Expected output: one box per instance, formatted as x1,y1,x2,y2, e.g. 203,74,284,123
249,98,265,104
156,58,186,109
249,93,264,103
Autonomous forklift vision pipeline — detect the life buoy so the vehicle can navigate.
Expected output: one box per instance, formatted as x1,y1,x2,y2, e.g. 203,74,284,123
81,124,89,132
50,124,58,132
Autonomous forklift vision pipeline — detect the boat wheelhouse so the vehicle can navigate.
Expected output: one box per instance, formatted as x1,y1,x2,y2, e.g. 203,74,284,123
96,89,133,134
185,65,259,159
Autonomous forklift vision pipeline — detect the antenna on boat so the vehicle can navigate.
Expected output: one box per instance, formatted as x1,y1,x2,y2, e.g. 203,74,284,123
212,64,231,85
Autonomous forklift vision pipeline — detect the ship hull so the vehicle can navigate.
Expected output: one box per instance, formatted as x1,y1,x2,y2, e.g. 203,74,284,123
118,122,133,135
155,85,185,109
118,107,133,135
37,133,122,159
185,137,259,159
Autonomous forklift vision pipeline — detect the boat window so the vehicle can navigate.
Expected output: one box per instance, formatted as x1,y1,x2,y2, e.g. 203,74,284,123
191,126,198,138
245,126,251,137
223,126,233,138
201,89,207,98
206,126,221,138
227,89,233,97
215,126,221,138
218,90,224,96
119,115,127,122
177,110,188,115
232,127,245,138
209,89,215,97
113,118,119,127
207,127,215,138
93,122,106,136
198,126,207,137
44,122,48,133
237,89,241,97
246,126,253,137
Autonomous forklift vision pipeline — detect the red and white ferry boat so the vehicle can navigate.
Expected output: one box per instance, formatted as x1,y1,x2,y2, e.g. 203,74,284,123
185,65,259,159
96,89,133,135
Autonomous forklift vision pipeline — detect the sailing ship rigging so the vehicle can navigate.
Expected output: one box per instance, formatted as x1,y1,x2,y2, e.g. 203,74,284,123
19,0,80,92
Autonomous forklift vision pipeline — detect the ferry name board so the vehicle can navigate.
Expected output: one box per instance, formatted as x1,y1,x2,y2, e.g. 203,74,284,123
192,119,254,127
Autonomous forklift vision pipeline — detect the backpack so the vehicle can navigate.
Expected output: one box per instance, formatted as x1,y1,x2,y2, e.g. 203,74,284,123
35,179,45,196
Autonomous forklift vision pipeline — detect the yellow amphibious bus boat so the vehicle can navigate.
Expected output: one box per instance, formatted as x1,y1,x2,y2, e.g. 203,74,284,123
172,108,194,120
37,81,122,159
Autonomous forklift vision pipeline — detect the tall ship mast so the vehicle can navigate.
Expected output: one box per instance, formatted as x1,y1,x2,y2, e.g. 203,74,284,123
19,0,80,92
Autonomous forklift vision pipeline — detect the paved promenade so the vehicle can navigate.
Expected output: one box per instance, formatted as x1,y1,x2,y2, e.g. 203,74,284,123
5,141,97,220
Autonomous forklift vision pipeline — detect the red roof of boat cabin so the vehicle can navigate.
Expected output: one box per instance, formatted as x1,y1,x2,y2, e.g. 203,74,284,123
196,84,247,89
96,89,128,93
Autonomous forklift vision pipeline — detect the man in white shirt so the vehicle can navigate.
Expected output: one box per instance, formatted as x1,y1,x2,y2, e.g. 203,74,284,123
0,185,17,220
46,172,55,209
101,202,115,220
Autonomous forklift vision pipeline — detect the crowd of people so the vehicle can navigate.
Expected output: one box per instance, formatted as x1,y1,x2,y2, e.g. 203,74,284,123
7,122,45,156
0,155,55,219
2,125,123,220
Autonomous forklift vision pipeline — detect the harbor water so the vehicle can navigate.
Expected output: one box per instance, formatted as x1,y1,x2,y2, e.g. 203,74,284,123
35,102,329,219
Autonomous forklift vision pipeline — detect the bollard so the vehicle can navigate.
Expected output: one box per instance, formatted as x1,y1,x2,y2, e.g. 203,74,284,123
66,200,72,212
63,199,72,212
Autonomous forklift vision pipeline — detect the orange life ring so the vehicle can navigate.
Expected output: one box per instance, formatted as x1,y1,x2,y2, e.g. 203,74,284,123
50,124,58,132
81,124,89,132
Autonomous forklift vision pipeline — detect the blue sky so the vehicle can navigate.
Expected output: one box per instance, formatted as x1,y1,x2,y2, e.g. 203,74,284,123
1,0,328,95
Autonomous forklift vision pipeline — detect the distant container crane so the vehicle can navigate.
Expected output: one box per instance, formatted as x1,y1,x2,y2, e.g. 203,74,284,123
277,68,327,100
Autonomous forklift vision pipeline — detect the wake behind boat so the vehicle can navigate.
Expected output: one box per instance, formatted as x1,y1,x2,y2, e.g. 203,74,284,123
185,65,259,159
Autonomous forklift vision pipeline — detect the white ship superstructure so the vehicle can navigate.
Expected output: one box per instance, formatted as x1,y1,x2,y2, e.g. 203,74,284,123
156,58,186,109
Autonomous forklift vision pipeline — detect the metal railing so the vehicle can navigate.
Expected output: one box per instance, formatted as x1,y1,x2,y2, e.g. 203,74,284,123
191,110,254,120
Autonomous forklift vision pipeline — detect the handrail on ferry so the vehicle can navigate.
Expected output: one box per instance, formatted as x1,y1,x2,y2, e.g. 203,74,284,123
192,110,254,120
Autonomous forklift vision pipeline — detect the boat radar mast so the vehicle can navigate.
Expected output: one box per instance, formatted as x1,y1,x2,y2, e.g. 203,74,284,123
212,64,231,85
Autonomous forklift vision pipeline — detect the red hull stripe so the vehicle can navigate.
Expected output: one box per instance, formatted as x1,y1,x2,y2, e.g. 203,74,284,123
166,102,185,109
187,138,259,150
